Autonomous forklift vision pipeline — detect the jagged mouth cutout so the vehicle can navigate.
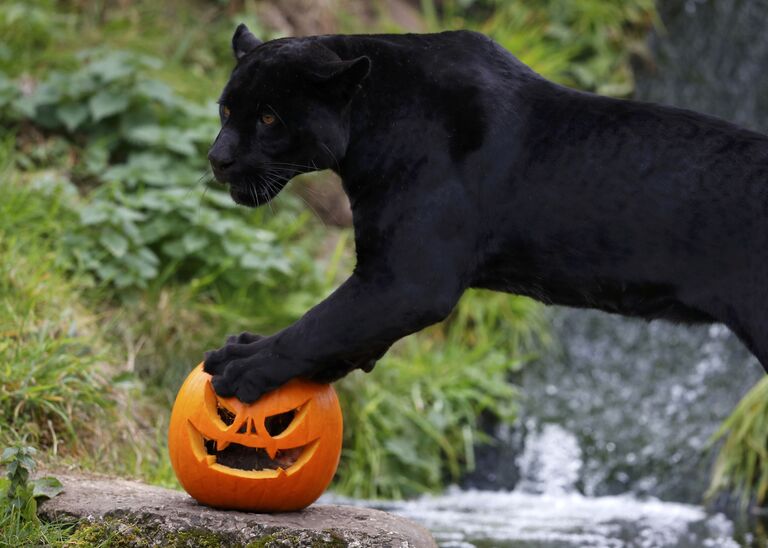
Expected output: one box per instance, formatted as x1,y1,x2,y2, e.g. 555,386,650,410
186,383,320,478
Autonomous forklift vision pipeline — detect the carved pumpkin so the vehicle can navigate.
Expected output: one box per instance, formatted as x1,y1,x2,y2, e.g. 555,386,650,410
168,363,343,512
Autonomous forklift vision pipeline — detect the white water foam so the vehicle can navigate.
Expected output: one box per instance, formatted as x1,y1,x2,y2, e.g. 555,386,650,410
324,424,739,547
376,488,737,548
515,423,582,495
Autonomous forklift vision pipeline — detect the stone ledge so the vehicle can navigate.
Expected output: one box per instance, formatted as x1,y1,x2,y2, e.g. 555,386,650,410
38,474,436,547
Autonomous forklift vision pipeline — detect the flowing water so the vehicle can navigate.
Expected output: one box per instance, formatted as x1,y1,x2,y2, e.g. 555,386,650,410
325,425,746,546
327,1,768,545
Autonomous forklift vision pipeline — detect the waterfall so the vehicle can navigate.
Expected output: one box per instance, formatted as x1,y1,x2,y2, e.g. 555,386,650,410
468,0,768,504
515,423,582,496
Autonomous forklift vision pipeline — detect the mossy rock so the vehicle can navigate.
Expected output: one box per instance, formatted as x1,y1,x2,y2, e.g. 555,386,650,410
65,518,234,547
39,474,435,547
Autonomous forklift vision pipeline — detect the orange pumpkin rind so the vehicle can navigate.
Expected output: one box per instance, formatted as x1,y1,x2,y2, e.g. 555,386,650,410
168,363,343,512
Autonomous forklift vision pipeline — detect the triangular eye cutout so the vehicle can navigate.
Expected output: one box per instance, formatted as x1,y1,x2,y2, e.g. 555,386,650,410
217,404,236,426
265,409,297,437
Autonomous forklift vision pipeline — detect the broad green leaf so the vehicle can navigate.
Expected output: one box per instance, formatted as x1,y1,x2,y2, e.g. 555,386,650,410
204,190,238,209
240,252,266,270
13,95,37,118
125,124,162,144
89,89,130,121
162,240,185,258
114,270,138,288
112,205,145,223
222,240,246,256
100,229,129,258
31,477,64,500
96,263,119,281
88,55,133,82
56,102,89,131
80,206,109,225
136,247,159,266
133,254,159,279
181,232,208,253
18,455,36,472
5,461,19,478
140,218,174,243
137,192,172,211
1,447,19,462
135,79,175,105
82,141,110,173
165,136,196,156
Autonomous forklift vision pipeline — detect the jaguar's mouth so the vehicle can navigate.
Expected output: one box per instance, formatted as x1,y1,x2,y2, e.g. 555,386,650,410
202,437,307,471
228,182,281,207
226,172,290,207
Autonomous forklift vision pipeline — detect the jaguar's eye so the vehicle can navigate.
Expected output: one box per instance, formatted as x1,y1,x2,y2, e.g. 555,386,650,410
261,113,276,126
220,105,230,120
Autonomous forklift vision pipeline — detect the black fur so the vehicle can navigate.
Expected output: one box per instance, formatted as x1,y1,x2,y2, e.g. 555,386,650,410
205,26,768,403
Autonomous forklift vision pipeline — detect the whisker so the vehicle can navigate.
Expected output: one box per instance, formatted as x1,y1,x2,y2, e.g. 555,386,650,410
261,168,328,227
262,169,293,181
295,192,327,228
197,168,213,184
248,181,259,208
264,175,286,197
261,161,315,171
319,142,340,172
297,184,324,199
198,185,210,212
261,177,277,216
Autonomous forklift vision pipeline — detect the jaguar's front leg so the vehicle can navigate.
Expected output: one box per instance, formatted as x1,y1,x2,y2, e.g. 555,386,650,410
204,176,477,402
203,270,461,402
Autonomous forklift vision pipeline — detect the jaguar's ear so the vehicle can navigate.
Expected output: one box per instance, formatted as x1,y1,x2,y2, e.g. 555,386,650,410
232,23,262,61
310,56,371,99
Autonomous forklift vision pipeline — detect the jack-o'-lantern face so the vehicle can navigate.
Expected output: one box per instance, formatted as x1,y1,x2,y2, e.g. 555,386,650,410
168,364,343,512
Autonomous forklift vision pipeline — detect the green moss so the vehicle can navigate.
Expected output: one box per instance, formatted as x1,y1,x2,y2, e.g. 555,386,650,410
171,529,227,548
65,517,237,547
66,520,140,547
246,531,348,548
245,533,277,548
316,531,347,548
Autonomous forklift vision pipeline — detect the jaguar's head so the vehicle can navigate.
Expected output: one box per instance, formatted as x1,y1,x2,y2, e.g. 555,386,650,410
208,24,370,206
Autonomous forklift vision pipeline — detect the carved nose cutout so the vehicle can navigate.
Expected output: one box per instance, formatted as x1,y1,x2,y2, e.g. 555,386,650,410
233,417,259,434
265,409,297,437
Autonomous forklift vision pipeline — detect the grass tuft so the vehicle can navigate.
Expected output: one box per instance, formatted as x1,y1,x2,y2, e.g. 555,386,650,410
707,377,768,508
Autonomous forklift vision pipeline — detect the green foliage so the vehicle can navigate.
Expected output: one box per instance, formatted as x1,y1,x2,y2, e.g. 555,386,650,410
0,173,179,494
430,0,655,95
708,377,768,508
336,291,546,498
2,48,321,294
0,443,68,546
0,175,115,451
0,1,65,76
1,445,63,516
2,445,41,521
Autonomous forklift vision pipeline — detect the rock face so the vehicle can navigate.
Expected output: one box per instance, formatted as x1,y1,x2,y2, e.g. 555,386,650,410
38,474,436,547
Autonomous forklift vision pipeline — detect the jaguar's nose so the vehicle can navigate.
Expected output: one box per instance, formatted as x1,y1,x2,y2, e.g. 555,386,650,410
208,150,234,172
